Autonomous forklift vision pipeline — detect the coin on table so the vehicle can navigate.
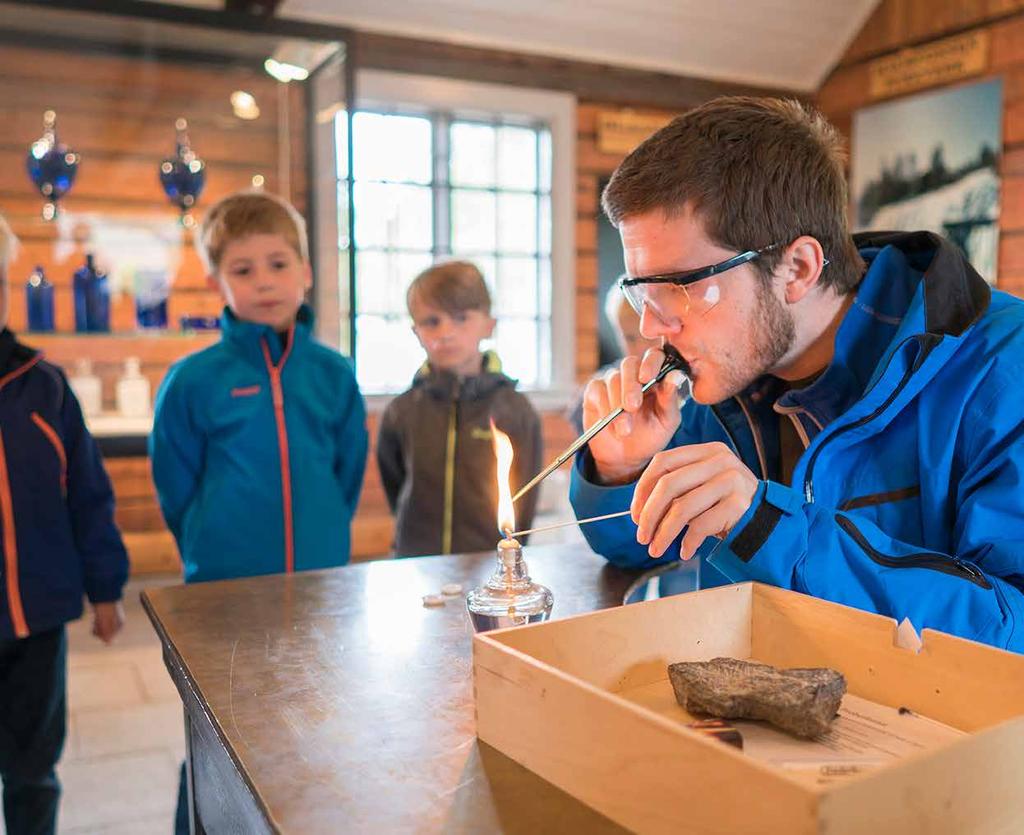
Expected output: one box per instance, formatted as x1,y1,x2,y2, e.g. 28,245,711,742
422,594,445,607
441,583,464,596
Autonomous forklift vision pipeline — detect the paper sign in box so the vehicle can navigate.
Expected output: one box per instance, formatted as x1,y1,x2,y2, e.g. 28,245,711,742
472,582,1024,834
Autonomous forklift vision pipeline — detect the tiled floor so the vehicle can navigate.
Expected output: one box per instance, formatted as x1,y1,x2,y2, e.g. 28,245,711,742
55,575,184,835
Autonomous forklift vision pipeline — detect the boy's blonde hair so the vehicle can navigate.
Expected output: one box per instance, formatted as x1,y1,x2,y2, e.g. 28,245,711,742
0,213,18,276
407,260,491,317
197,191,308,273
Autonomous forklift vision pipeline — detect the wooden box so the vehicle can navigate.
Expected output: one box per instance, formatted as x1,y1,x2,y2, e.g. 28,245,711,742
473,582,1024,834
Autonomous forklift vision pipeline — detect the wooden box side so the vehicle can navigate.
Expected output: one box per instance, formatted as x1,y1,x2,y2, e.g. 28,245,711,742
473,634,820,835
486,582,755,692
750,584,1024,731
818,717,1024,835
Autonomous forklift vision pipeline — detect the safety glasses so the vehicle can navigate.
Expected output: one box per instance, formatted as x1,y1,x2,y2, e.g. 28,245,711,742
618,243,784,320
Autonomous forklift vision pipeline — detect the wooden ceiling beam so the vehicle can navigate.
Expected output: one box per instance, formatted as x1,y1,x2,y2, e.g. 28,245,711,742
354,31,802,110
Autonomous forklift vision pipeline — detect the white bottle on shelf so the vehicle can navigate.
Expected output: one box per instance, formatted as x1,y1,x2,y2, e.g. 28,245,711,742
69,358,103,418
115,357,151,418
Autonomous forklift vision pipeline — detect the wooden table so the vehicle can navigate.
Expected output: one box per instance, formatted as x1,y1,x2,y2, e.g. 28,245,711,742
142,545,640,833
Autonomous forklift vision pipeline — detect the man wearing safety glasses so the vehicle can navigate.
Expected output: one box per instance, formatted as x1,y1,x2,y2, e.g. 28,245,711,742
571,96,1024,652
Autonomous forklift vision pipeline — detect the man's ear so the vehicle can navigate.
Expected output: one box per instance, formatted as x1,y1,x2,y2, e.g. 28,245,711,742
206,274,225,297
780,236,826,304
484,315,496,339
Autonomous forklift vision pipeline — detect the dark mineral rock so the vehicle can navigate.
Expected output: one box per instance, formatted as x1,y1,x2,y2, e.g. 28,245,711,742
668,657,846,739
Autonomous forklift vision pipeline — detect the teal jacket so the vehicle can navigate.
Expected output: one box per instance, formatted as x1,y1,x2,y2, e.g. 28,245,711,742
572,232,1024,652
150,305,367,583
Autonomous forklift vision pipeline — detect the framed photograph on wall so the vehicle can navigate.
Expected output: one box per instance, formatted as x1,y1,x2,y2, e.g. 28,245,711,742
851,78,1002,284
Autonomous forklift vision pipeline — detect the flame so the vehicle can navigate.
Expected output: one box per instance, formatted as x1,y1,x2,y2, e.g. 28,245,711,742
491,419,515,536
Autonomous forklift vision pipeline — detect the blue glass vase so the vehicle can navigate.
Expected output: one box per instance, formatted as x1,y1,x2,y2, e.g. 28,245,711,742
26,265,55,332
26,111,79,221
159,118,205,227
134,268,169,330
73,254,110,333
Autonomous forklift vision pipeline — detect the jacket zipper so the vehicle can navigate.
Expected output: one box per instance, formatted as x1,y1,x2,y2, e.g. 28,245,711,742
836,515,990,589
0,431,29,637
31,412,67,497
261,334,295,574
442,381,460,555
803,337,930,503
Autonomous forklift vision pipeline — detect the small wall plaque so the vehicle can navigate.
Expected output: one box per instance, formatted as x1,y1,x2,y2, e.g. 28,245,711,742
597,110,673,156
869,31,989,100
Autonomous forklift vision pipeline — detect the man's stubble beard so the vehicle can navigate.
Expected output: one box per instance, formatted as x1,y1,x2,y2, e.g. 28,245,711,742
711,279,796,403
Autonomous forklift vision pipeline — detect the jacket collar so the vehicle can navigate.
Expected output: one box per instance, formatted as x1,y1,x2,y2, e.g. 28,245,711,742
413,350,514,401
220,303,314,366
768,231,990,427
852,230,990,338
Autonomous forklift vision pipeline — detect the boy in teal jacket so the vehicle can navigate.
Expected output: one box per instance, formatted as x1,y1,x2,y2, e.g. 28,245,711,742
150,191,368,584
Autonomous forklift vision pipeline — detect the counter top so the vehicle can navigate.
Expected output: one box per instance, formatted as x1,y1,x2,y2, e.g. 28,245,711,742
142,545,638,833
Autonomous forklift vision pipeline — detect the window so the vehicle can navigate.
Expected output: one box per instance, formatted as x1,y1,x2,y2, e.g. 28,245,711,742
339,110,553,394
325,70,575,401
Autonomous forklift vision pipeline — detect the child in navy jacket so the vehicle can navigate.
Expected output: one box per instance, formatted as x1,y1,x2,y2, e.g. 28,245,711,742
0,214,129,835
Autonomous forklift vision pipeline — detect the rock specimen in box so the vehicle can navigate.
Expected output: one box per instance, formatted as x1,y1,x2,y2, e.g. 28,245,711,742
668,657,846,738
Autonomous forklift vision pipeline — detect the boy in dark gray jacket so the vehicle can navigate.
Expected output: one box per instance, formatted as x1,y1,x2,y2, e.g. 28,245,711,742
377,261,542,557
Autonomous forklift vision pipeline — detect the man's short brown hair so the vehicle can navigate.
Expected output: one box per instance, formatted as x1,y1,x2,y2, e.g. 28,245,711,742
407,260,492,317
602,97,864,294
198,191,308,273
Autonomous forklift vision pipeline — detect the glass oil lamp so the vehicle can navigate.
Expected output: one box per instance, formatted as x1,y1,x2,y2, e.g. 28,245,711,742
466,422,554,632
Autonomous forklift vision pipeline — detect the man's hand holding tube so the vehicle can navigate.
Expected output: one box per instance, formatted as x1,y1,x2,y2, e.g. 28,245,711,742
582,348,687,485
583,347,759,560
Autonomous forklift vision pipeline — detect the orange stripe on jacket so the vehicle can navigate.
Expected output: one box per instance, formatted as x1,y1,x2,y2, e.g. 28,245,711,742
31,412,67,496
0,354,41,390
260,329,296,574
0,431,29,638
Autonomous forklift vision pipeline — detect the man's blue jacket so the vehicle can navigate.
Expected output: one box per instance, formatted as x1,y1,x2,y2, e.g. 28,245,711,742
571,231,1024,652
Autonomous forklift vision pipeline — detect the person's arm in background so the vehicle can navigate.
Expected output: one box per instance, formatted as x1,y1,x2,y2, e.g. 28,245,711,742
375,400,405,514
60,373,128,643
149,364,205,549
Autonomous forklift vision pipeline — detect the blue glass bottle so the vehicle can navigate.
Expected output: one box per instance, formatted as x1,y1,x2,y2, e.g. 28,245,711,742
26,265,55,332
88,267,110,332
73,254,110,333
72,256,91,333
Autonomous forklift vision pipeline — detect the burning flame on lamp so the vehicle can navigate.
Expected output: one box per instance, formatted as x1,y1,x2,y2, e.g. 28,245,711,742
491,420,515,538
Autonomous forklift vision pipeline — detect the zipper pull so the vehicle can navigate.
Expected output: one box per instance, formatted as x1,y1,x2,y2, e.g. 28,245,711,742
953,558,984,581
